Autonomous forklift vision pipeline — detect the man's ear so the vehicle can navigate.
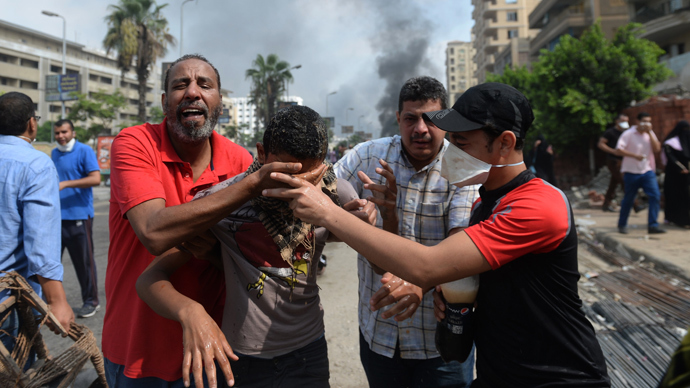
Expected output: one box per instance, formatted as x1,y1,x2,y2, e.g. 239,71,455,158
256,143,265,164
498,131,517,156
161,94,167,113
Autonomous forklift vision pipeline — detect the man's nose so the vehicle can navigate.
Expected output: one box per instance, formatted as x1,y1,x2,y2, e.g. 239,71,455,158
184,82,202,100
414,118,430,135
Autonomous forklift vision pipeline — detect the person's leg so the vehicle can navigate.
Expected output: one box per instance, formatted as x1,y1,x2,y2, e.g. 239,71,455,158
64,218,99,309
640,170,661,228
277,335,330,388
104,357,206,388
603,159,620,210
359,330,411,388
618,173,642,228
409,346,474,388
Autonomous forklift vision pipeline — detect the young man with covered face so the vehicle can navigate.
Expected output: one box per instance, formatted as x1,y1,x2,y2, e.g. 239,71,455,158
102,54,313,387
266,83,611,387
137,105,362,388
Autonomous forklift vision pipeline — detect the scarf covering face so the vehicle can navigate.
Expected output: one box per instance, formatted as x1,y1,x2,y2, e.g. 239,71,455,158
245,157,340,267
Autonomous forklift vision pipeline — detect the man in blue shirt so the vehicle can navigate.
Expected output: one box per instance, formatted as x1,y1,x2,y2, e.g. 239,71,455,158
0,92,74,363
51,119,102,318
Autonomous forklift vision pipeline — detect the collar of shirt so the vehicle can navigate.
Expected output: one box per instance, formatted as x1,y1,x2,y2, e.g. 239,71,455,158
0,134,34,149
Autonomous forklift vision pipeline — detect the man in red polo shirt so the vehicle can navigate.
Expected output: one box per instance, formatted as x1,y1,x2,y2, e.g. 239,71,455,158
102,54,305,387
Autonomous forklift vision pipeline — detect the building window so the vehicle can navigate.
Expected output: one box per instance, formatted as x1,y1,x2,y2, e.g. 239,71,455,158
508,29,519,38
101,77,112,84
129,99,138,106
451,76,456,81
50,105,62,113
0,53,18,64
507,12,518,21
460,49,465,54
89,74,99,82
506,0,517,3
20,80,38,89
450,47,455,55
20,58,39,69
451,85,456,90
451,58,455,65
451,67,455,72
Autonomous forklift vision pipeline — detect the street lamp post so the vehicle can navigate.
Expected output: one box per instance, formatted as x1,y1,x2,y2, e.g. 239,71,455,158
180,0,195,57
284,64,302,101
42,10,66,143
325,91,337,117
358,114,365,131
345,107,354,125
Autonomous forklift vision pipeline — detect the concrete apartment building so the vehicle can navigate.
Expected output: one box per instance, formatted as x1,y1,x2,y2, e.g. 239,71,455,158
493,36,532,76
528,0,629,61
471,0,540,83
230,95,303,134
0,19,161,133
627,0,690,94
446,41,477,104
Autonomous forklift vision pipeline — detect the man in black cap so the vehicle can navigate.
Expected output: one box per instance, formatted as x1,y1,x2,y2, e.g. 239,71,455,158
265,83,611,387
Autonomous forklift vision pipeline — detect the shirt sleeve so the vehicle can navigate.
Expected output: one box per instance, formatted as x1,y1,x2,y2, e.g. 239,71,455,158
23,163,63,281
616,130,630,151
83,145,101,173
334,147,366,197
464,184,571,270
448,184,480,232
110,130,166,216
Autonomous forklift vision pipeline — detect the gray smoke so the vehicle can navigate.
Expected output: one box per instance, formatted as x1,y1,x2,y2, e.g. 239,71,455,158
370,1,435,137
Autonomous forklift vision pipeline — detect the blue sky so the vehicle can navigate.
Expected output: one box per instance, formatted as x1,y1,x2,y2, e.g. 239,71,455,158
3,0,474,136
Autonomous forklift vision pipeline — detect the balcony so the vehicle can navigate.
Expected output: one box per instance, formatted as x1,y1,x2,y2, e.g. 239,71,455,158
529,0,581,29
529,5,587,56
638,8,690,43
661,51,690,76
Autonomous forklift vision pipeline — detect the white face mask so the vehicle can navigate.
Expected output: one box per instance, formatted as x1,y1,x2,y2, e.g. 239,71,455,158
441,143,525,188
618,121,630,129
56,138,76,152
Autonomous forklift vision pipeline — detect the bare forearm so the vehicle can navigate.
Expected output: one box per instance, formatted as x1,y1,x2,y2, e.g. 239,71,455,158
131,175,259,255
136,268,201,323
37,276,68,305
320,206,479,289
60,171,101,190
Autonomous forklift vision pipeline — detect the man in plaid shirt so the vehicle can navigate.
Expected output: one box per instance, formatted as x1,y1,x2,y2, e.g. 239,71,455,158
334,76,479,387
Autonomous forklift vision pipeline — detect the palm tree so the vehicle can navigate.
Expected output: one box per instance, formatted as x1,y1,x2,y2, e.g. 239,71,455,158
103,0,175,123
245,54,294,132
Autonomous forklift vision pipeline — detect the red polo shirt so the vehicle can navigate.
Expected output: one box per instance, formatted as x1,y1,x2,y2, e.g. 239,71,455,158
103,119,252,380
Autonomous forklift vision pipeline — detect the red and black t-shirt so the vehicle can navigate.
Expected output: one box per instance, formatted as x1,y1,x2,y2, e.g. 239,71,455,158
465,170,609,387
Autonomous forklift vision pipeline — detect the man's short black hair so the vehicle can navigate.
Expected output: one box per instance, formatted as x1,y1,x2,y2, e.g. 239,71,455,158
617,113,628,120
163,54,221,94
0,92,34,136
54,119,74,130
398,76,448,113
263,105,327,161
638,112,651,120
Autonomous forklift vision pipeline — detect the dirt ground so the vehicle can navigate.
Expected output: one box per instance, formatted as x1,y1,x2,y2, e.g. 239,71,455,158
319,242,369,388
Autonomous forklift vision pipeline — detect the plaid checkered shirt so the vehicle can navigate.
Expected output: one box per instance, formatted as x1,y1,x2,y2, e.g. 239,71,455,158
334,135,479,359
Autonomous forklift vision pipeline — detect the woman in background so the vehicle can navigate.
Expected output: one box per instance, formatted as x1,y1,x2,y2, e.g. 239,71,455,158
663,120,690,228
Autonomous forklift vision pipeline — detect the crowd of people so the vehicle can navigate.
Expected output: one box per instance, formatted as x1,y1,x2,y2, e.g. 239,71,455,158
2,53,690,387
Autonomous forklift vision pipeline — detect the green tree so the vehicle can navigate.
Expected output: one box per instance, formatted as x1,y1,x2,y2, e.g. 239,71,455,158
104,0,175,123
245,54,294,133
149,106,165,123
67,90,128,143
488,22,672,175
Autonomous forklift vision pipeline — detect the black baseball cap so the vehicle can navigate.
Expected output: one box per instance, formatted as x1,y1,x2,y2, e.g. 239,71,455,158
423,82,534,138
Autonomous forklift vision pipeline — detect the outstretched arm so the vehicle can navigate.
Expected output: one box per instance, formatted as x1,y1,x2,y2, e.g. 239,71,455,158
263,173,491,290
136,249,238,388
59,170,101,191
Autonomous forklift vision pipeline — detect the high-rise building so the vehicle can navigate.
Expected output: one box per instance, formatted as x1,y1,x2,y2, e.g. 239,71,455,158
446,41,477,105
230,95,303,135
0,19,162,132
471,0,540,83
528,0,629,61
625,0,690,94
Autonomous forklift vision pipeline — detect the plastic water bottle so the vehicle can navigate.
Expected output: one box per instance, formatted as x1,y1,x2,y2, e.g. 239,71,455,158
435,275,479,363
